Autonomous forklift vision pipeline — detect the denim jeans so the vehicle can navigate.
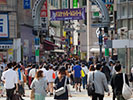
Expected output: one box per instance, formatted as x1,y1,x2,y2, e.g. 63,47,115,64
82,75,87,89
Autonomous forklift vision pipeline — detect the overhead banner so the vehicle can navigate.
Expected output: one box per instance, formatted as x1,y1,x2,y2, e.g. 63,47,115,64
0,0,7,4
0,14,9,38
50,8,85,21
24,0,30,9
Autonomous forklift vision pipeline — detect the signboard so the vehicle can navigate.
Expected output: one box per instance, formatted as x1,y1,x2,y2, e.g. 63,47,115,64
50,8,85,21
24,0,30,9
40,0,48,17
0,14,9,38
0,0,7,4
8,49,13,62
73,0,78,8
40,17,48,31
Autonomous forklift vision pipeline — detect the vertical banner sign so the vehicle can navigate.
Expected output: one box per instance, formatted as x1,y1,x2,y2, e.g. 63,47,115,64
73,0,78,8
40,0,48,31
24,0,30,9
0,0,7,4
0,14,9,38
40,0,48,17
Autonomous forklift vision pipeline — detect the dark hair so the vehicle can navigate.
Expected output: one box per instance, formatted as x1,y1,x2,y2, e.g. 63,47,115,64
89,64,95,71
76,61,79,65
96,63,102,70
102,62,107,66
36,70,43,79
59,67,66,75
32,64,36,68
115,64,121,72
7,63,13,69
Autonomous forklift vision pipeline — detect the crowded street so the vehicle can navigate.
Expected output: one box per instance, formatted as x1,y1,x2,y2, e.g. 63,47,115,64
1,0,133,100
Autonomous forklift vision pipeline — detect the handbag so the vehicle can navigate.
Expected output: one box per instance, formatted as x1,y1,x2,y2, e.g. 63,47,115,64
30,88,35,100
18,84,24,95
12,93,20,100
87,72,95,96
81,69,85,77
55,76,67,96
122,73,132,100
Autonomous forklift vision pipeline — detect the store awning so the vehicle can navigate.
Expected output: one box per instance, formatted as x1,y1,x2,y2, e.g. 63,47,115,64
43,40,58,51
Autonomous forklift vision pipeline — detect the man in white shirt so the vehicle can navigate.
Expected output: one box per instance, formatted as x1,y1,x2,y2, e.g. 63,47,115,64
1,63,18,100
40,65,48,77
29,64,36,82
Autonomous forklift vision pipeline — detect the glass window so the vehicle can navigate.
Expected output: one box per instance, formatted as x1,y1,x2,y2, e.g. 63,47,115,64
55,0,58,8
51,0,53,6
83,0,87,6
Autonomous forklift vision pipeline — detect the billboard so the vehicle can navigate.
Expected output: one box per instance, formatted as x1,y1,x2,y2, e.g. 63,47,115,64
0,14,9,38
0,0,7,4
50,8,85,21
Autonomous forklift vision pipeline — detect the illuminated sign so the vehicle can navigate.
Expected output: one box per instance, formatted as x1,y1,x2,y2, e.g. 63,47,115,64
50,8,85,21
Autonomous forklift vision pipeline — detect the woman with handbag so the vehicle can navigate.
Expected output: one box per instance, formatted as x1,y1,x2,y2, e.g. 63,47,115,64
54,67,71,100
30,70,47,100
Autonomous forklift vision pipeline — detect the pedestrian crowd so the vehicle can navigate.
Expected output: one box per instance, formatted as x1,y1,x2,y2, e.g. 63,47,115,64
0,55,133,100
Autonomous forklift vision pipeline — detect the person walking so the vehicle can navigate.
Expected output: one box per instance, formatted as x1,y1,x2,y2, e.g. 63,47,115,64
111,64,129,100
89,63,110,100
30,70,47,100
29,64,37,83
73,61,82,92
47,65,55,96
1,63,18,100
81,63,88,89
54,67,71,100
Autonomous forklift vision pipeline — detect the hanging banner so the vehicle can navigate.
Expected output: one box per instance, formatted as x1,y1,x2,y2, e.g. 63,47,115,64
73,0,78,8
24,0,30,9
50,8,85,21
0,14,9,38
40,0,48,17
0,0,7,4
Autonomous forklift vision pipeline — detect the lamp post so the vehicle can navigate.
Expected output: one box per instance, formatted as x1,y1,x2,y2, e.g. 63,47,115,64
99,28,103,61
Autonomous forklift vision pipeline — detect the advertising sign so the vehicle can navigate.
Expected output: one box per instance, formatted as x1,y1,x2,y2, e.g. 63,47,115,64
73,0,78,8
40,0,48,17
50,8,85,21
24,0,30,9
0,0,7,4
0,14,9,38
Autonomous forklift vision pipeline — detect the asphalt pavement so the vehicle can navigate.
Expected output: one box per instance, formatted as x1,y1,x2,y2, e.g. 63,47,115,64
0,85,133,100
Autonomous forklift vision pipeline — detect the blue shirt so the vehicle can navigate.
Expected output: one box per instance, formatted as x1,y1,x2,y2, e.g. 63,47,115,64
73,65,82,78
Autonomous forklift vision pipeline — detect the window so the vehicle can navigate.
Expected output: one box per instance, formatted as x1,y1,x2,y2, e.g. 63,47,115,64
51,0,53,6
82,0,87,6
55,0,58,8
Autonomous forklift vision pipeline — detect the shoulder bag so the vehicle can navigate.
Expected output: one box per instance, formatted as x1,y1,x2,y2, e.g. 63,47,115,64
55,76,67,96
87,72,95,96
122,73,132,100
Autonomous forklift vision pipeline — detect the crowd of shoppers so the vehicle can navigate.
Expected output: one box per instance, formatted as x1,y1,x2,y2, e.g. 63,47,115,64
0,55,132,100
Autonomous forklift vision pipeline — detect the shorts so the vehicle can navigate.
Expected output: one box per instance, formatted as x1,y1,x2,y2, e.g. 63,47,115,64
74,78,81,83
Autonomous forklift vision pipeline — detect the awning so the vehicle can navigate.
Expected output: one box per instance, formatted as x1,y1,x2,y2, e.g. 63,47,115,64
43,40,58,51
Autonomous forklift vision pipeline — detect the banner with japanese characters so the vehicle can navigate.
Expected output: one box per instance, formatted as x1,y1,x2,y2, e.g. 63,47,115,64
0,14,9,38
